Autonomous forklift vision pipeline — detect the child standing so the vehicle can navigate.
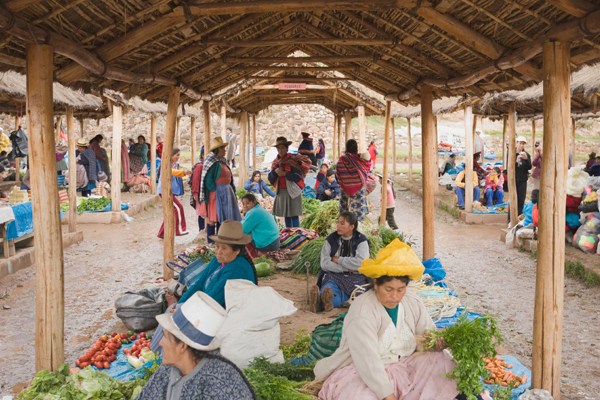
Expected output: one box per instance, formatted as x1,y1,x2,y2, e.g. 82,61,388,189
379,175,398,230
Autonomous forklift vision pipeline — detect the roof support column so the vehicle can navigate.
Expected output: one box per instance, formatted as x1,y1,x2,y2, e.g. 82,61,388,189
203,101,211,160
191,116,197,165
161,87,180,280
111,104,122,212
380,101,392,226
507,103,518,227
420,85,436,260
150,115,158,194
531,119,536,149
27,43,65,372
252,114,257,171
358,105,366,152
501,116,507,168
176,117,181,148
220,104,227,141
392,117,397,175
66,107,77,233
79,118,84,138
344,111,352,146
336,114,342,158
570,118,576,165
239,111,248,186
407,117,413,181
533,40,570,399
464,105,474,213
332,114,337,162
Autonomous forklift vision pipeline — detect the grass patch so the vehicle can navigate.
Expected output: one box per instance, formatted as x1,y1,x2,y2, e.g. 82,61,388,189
439,201,460,218
565,260,600,287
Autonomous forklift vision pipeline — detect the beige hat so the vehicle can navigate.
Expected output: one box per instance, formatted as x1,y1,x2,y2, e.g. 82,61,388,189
156,292,227,351
209,220,251,245
76,138,89,147
209,137,228,152
516,136,527,144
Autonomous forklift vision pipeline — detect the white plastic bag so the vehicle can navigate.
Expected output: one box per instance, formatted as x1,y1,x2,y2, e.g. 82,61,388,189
566,167,589,197
217,279,297,368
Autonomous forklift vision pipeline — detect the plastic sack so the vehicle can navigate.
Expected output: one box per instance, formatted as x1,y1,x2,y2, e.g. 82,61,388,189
422,258,446,282
115,288,167,332
566,167,589,196
217,279,297,369
359,239,424,280
573,213,600,254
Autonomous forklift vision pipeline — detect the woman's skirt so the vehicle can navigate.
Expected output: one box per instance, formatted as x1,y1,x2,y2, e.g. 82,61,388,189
273,188,302,217
205,184,241,223
319,352,458,400
340,187,368,222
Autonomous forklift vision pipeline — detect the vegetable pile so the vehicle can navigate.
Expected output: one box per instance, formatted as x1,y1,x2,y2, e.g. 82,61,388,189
425,314,503,400
483,356,527,387
76,332,126,370
76,197,111,212
301,200,339,237
122,332,151,359
302,198,322,215
186,245,215,264
292,237,326,275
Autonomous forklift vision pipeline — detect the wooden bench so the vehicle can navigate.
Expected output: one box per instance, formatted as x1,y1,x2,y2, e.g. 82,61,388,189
0,222,34,258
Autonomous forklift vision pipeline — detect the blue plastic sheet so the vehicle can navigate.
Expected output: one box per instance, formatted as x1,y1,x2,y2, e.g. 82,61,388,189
483,355,531,400
472,202,509,214
6,201,33,240
88,341,161,381
435,308,482,329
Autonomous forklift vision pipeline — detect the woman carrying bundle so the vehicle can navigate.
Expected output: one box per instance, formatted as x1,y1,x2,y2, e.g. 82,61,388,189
335,139,371,222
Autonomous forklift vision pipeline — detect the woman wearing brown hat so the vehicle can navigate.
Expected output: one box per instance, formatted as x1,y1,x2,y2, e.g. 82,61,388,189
76,137,97,197
268,136,311,227
198,137,242,243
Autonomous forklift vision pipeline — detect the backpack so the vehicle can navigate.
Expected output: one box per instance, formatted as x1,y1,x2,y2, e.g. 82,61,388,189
9,128,28,159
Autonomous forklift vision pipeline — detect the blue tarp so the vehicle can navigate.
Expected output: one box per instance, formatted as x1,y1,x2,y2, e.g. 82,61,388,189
6,201,33,240
483,355,531,400
472,202,509,214
435,308,482,329
89,341,161,381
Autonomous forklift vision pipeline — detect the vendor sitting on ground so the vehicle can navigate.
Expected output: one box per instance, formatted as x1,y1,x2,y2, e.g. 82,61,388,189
454,167,481,210
317,170,340,201
244,170,275,198
314,240,458,400
309,211,370,313
241,193,280,256
314,161,330,192
439,153,456,176
483,167,504,207
136,292,255,400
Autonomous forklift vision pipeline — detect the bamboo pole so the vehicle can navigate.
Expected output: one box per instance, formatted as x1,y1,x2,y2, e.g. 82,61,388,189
337,114,342,157
79,118,84,138
407,117,413,181
332,114,337,161
464,106,475,213
252,114,257,171
531,119,536,149
570,118,576,164
176,116,181,148
161,87,180,280
190,116,197,165
66,107,76,233
507,103,518,227
220,104,227,141
358,105,366,152
239,111,248,185
434,115,439,176
55,115,62,143
150,115,157,194
344,111,352,144
502,116,507,167
392,118,397,175
532,40,569,399
380,101,392,225
111,104,122,212
203,101,211,160
28,43,64,372
421,86,436,260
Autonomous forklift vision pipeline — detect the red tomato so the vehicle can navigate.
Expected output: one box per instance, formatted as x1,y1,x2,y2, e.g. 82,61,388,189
80,361,89,368
94,361,103,369
103,362,110,369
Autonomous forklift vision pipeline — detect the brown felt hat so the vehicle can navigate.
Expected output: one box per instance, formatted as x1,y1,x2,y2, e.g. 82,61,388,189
209,137,229,152
209,220,251,245
273,136,292,147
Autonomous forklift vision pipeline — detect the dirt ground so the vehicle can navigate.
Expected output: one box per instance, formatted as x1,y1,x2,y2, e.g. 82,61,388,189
0,188,598,399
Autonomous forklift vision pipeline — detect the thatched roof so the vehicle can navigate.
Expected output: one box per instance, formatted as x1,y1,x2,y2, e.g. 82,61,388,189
391,96,464,118
0,1,599,113
104,89,204,117
0,70,102,113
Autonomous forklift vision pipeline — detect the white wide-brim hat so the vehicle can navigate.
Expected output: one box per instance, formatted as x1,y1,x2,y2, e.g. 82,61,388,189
516,136,527,143
156,292,227,351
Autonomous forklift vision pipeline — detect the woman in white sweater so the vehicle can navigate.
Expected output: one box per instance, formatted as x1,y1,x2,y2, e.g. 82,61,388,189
314,241,458,400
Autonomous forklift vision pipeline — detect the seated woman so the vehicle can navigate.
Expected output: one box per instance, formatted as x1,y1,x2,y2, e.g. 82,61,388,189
314,161,330,192
483,167,504,207
136,292,255,400
314,240,458,400
317,170,340,201
309,211,369,313
241,193,280,256
454,168,480,210
244,170,275,198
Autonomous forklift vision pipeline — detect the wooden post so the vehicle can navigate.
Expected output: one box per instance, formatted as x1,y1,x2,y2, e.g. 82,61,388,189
337,114,342,157
344,111,352,145
392,118,397,175
407,117,413,181
507,103,518,227
111,104,122,212
220,104,227,141
502,116,507,167
66,107,76,233
380,101,392,226
464,106,475,213
531,119,536,150
203,101,211,160
358,105,366,152
434,115,439,175
27,43,65,372
570,118,576,165
239,111,248,185
533,41,570,399
150,115,157,194
421,86,436,260
162,87,180,280
252,114,257,171
79,118,84,138
332,114,337,161
14,116,21,184
176,117,181,148
55,115,62,143
190,116,197,165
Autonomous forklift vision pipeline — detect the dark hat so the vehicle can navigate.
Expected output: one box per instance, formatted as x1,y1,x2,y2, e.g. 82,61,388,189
301,131,311,138
273,136,292,147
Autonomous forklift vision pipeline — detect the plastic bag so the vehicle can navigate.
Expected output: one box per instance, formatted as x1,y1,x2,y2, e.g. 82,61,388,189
573,213,600,254
422,258,447,282
566,167,589,196
115,288,167,332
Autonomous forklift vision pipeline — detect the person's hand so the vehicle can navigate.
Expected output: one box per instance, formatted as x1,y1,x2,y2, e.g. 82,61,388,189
325,189,331,196
251,182,258,187
435,336,447,351
331,256,340,263
276,168,286,176
185,170,192,176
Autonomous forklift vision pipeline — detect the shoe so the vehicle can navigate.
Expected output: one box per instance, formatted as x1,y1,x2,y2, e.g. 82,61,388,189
321,286,334,312
308,284,321,313
177,231,189,236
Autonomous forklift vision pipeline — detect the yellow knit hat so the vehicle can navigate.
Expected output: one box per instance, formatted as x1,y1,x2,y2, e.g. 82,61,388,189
359,239,424,280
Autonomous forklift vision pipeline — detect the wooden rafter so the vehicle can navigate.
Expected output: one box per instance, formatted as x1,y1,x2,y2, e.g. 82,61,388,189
198,38,395,47
222,55,374,63
546,0,596,17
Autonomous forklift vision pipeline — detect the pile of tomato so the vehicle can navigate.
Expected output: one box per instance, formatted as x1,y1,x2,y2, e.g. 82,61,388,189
123,332,151,358
75,331,139,369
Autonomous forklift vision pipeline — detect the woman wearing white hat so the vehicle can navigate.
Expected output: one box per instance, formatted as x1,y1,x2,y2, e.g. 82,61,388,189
198,137,242,243
136,292,255,399
76,137,97,197
513,136,531,217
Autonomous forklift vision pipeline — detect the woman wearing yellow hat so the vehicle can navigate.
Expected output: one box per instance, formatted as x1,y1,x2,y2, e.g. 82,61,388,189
314,240,458,400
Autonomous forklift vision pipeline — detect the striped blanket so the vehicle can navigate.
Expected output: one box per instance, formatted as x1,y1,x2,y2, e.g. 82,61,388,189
336,153,370,196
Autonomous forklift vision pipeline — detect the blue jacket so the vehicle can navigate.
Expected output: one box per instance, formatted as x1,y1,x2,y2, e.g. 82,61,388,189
317,179,340,200
244,179,276,197
242,204,280,249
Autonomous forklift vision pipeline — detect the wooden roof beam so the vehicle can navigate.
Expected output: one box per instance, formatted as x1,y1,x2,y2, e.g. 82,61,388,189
222,55,374,64
248,76,352,82
186,0,418,15
233,66,359,72
546,0,596,17
199,38,395,47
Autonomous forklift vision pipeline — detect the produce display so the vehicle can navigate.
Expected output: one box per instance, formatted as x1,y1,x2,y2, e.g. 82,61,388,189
300,200,339,237
75,332,127,370
291,237,326,275
255,262,272,277
483,356,527,387
302,198,322,215
75,197,112,212
8,186,29,203
123,333,152,360
186,245,215,264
